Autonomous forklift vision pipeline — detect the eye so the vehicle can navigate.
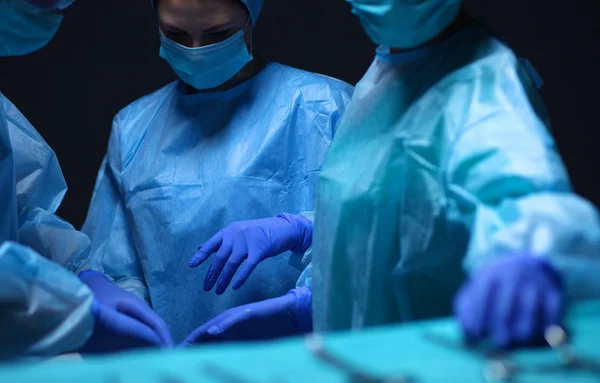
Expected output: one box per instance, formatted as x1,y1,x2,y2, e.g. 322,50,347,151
207,30,230,39
166,29,187,37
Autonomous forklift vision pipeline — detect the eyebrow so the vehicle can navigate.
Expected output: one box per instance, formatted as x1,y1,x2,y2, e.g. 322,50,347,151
161,22,186,33
204,23,232,33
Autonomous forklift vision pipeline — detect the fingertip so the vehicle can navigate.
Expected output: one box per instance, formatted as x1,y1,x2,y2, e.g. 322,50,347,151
543,289,565,330
189,255,200,268
189,252,207,268
453,286,468,316
204,272,217,291
181,332,201,346
463,329,479,345
460,315,481,344
454,287,474,327
163,333,175,348
157,327,174,347
215,268,236,295
232,277,245,291
456,288,487,342
232,263,257,292
215,283,227,295
203,278,212,291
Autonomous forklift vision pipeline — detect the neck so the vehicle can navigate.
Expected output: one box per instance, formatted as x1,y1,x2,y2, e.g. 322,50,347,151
390,7,471,54
185,55,267,94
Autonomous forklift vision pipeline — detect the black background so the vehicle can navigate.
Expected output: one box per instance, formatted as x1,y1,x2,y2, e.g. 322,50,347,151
0,0,599,229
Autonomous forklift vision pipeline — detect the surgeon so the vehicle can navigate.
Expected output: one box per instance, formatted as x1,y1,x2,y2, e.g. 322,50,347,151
183,0,600,348
0,0,172,359
76,0,352,344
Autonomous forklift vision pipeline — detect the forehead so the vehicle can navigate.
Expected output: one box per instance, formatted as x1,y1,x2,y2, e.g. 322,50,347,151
156,0,248,29
155,0,247,20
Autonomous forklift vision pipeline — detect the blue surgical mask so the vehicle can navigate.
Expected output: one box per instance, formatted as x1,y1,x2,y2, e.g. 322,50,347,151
0,0,64,57
159,21,253,90
348,0,462,50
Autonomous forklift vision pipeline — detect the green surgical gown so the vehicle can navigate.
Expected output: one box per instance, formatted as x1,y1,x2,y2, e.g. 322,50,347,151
304,27,600,331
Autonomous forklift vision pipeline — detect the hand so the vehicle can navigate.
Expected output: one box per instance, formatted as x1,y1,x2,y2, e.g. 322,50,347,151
454,253,564,349
79,300,164,354
189,213,313,295
78,271,173,348
180,286,313,346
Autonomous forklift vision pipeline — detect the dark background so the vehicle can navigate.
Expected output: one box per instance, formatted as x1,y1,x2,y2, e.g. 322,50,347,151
0,0,599,229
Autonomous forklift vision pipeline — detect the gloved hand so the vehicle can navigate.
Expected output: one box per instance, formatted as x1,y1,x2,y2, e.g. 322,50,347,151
78,271,174,349
80,300,164,354
189,213,313,295
180,286,313,346
454,253,565,349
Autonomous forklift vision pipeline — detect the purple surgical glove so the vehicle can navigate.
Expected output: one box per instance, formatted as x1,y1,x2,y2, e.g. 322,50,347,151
180,286,313,346
189,213,313,295
454,253,565,349
78,271,173,349
79,300,164,354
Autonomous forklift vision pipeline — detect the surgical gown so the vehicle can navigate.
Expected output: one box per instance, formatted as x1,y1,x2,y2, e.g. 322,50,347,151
77,62,353,342
306,27,600,331
0,92,94,358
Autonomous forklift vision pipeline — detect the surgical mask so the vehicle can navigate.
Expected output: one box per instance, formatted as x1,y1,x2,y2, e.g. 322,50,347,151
0,0,65,57
159,20,253,90
347,0,462,50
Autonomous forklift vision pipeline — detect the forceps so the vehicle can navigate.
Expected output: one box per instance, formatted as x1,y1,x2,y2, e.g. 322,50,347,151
482,326,600,382
200,362,288,383
424,325,600,382
305,334,415,383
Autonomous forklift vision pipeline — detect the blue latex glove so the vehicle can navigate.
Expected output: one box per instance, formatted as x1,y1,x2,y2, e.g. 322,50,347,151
189,213,313,295
454,254,565,349
180,286,313,346
79,300,164,354
78,271,174,348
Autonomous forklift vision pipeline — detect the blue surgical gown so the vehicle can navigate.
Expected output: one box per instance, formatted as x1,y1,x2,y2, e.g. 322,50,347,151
303,27,600,331
0,92,94,359
77,62,353,342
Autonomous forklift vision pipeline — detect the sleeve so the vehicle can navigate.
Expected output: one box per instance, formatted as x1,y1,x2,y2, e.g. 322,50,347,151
447,109,600,302
0,94,18,242
296,262,313,289
0,242,94,360
77,118,149,303
290,211,314,286
3,93,92,271
1,95,95,359
18,208,92,273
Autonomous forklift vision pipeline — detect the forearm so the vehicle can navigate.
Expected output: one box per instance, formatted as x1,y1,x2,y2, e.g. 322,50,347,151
0,242,95,360
18,207,91,271
463,192,600,301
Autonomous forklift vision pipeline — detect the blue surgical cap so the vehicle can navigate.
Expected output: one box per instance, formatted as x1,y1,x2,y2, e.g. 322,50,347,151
151,0,263,25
